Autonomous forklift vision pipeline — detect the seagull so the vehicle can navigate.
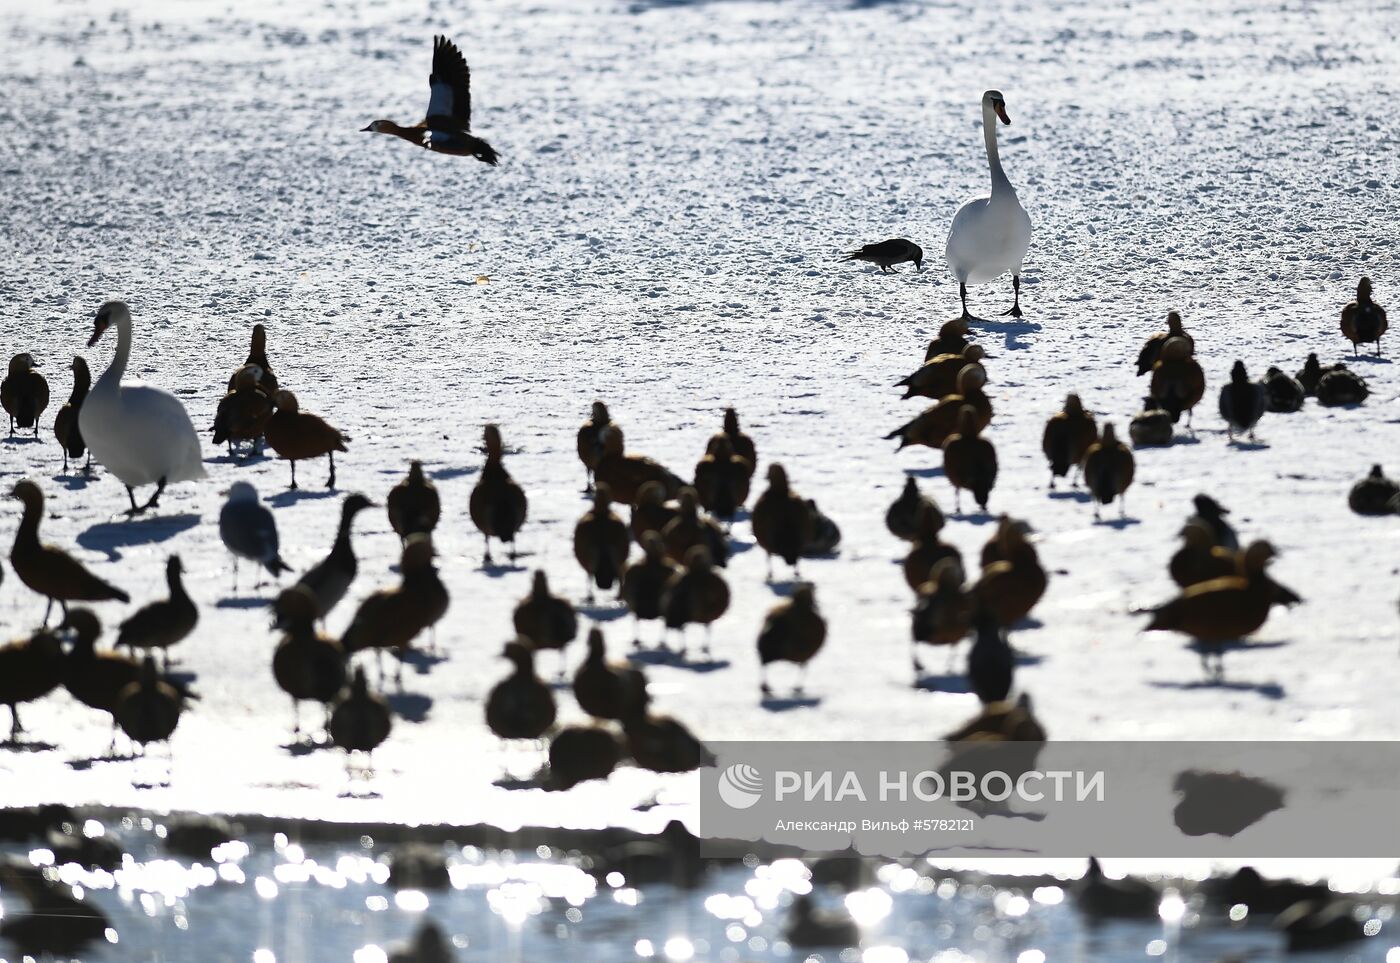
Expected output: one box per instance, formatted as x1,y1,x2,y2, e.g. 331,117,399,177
362,35,500,165
218,481,290,589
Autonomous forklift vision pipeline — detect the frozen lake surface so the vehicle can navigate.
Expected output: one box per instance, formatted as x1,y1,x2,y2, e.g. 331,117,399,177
1,0,1400,894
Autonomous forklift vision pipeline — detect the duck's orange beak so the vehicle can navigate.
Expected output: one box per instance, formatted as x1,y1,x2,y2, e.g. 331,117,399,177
994,102,1011,125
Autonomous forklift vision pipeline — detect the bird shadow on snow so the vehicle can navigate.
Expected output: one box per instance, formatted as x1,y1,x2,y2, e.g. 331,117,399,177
216,596,271,610
761,695,823,712
968,316,1043,352
480,561,529,578
627,648,731,673
0,738,58,753
1093,515,1141,529
948,510,998,525
1048,489,1091,503
77,513,200,561
1,436,42,446
386,692,433,723
429,466,479,481
1227,440,1270,451
1150,678,1286,699
53,471,95,491
398,649,449,674
903,466,945,479
578,602,630,621
914,673,973,695
269,490,338,507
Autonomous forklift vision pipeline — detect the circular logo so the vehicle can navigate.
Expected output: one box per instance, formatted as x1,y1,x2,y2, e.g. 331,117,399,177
718,763,764,809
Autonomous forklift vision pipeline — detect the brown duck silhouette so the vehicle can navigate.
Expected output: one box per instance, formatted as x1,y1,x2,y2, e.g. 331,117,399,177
513,571,578,680
272,585,347,737
52,357,90,473
264,390,348,489
10,480,128,623
574,483,631,602
757,583,826,698
485,641,556,741
116,555,198,669
387,460,440,544
752,463,814,579
469,424,528,563
2,353,48,437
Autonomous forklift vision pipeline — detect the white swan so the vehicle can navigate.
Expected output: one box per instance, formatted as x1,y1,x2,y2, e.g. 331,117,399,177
945,89,1033,319
79,300,206,514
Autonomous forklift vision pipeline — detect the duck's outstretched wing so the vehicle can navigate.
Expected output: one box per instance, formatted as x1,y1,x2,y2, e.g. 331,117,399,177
425,35,474,129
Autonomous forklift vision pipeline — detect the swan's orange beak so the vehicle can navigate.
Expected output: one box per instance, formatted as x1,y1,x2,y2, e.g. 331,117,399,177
87,318,109,348
994,102,1011,125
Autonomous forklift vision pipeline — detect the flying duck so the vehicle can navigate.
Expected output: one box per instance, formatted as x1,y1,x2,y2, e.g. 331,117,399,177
1149,336,1205,425
387,460,440,544
548,725,625,790
752,463,814,579
662,545,730,659
896,343,986,401
1,353,48,437
573,627,646,720
469,424,528,563
1082,424,1135,519
51,356,90,473
485,641,556,741
574,483,631,601
886,476,939,542
1041,393,1097,488
1348,464,1399,516
661,488,728,567
1135,311,1193,376
1340,276,1386,356
620,531,677,645
512,570,578,678
330,667,394,763
9,480,128,623
757,583,826,697
362,35,500,165
942,405,998,513
271,585,347,737
1219,360,1266,441
340,535,450,674
709,407,758,480
911,559,974,679
0,628,64,743
116,655,183,751
228,324,277,394
1128,394,1174,447
219,481,291,588
693,433,751,523
80,300,206,514
923,317,972,361
1316,365,1369,406
1261,366,1305,413
1169,522,1238,588
264,390,349,489
296,492,374,618
903,501,964,592
594,426,685,506
577,401,613,493
116,555,198,668
841,238,922,273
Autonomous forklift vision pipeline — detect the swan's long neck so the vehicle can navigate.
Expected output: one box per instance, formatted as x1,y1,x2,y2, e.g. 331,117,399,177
983,102,1012,198
95,315,133,393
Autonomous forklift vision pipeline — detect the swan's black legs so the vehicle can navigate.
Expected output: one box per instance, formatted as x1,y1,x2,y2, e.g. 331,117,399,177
326,452,336,490
1002,275,1023,318
125,485,141,516
959,282,971,320
141,477,167,513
